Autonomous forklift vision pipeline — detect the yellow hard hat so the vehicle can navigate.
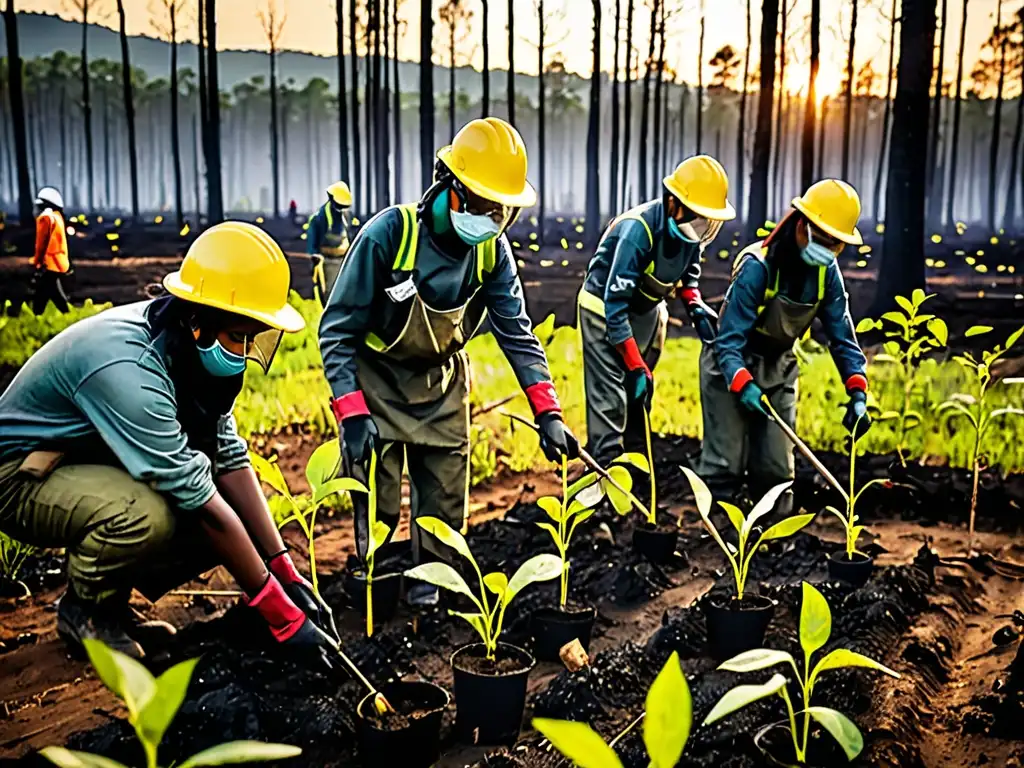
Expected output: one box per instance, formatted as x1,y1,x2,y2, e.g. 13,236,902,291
436,117,538,208
663,155,736,221
163,221,305,333
327,181,352,207
792,179,863,245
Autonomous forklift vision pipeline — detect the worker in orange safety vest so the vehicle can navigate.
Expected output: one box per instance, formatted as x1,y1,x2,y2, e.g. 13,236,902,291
31,187,71,314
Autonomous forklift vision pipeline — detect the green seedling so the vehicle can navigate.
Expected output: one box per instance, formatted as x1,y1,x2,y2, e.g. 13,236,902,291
0,531,37,586
533,650,692,768
682,468,814,601
362,450,392,638
405,517,562,661
250,439,367,595
824,419,889,561
856,289,948,465
40,639,301,768
535,452,647,607
704,582,900,764
935,324,1024,554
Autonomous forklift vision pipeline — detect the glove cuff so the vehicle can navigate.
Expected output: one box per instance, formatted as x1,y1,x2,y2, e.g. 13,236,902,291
245,575,305,642
525,381,561,416
615,337,648,372
267,552,302,585
679,286,701,304
330,391,370,422
845,374,868,393
730,368,754,393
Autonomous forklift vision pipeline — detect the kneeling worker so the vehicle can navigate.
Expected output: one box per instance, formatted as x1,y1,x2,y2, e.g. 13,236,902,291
579,156,735,464
0,223,339,660
320,117,579,606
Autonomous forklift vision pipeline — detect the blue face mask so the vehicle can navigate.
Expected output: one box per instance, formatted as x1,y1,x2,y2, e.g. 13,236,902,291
667,216,698,243
801,240,837,267
450,210,501,246
197,340,248,377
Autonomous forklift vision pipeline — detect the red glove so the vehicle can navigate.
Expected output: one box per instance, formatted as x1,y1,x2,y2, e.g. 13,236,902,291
245,574,306,642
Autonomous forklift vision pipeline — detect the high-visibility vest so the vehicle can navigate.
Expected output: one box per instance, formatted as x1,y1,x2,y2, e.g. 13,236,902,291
35,209,70,274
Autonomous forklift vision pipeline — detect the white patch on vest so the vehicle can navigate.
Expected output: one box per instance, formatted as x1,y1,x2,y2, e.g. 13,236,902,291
609,275,635,293
386,278,418,303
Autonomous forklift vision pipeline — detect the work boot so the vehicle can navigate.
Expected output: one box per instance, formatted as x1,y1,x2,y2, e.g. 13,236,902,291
406,583,440,607
57,588,145,660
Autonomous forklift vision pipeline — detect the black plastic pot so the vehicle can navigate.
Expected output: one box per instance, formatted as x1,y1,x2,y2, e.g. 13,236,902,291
355,680,449,768
754,720,852,767
450,642,535,745
345,570,402,622
827,552,874,588
703,594,775,661
632,523,678,564
531,605,597,662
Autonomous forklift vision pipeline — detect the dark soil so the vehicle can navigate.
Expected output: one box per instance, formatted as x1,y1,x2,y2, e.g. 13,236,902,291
707,593,775,612
454,648,533,677
362,700,436,732
756,722,851,767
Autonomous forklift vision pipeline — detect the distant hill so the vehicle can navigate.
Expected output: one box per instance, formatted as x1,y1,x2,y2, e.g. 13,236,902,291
0,11,572,103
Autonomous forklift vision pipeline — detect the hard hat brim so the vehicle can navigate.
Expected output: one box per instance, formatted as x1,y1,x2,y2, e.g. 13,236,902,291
436,145,539,208
162,271,307,334
791,198,863,245
662,176,737,221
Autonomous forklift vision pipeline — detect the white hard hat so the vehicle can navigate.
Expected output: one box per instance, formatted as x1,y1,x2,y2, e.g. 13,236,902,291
35,187,65,209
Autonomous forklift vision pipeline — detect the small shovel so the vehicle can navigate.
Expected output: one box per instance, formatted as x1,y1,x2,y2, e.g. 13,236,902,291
332,647,395,714
760,395,849,503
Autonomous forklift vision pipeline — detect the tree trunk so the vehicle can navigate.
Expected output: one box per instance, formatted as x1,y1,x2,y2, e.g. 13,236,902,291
449,18,456,139
269,46,280,218
609,0,621,214
817,96,828,179
927,0,947,211
987,0,1007,231
873,0,897,222
652,1,667,199
351,0,363,210
115,0,140,219
585,0,602,240
81,0,95,211
801,0,819,192
507,0,515,124
481,0,490,115
749,0,778,238
538,0,546,243
1004,39,1024,228
877,0,938,310
59,82,68,198
366,0,378,210
103,88,111,208
380,0,390,204
419,0,435,189
696,6,705,153
337,0,350,184
737,0,751,222
841,0,857,180
621,0,635,205
772,0,787,213
198,0,208,214
2,0,33,222
638,0,658,199
169,4,184,226
193,110,201,216
392,0,402,199
205,0,224,222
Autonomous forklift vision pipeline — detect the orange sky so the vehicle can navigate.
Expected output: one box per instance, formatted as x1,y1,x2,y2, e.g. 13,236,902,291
9,0,1008,96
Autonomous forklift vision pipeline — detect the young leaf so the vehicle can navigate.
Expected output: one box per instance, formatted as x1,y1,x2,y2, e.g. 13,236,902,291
741,482,793,544
806,707,864,761
483,572,510,597
911,288,928,306
573,481,607,509
613,452,651,474
881,311,908,329
38,747,129,768
415,517,474,563
532,313,557,346
248,453,291,498
505,554,563,604
83,639,157,719
566,472,601,501
718,501,747,536
702,673,787,726
567,509,597,545
449,610,489,643
799,582,832,658
894,295,914,314
602,465,634,515
965,325,993,337
823,505,848,527
681,467,713,518
927,317,948,347
537,496,563,523
138,657,200,752
758,513,815,542
536,522,566,554
532,719,623,768
403,562,476,602
1006,325,1024,351
178,741,303,767
305,439,342,494
717,648,796,674
854,317,876,334
643,651,692,768
313,476,368,505
810,648,901,686
882,340,900,357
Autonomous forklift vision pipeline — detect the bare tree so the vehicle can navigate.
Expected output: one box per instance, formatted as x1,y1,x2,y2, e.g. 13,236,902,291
259,0,286,218
926,0,947,209
507,0,515,124
749,0,778,237
639,0,660,198
337,0,350,185
438,0,474,138
3,0,32,221
392,0,402,198
352,0,364,207
1004,8,1024,227
841,0,857,181
152,0,187,226
772,0,790,213
65,0,106,210
801,0,820,191
873,0,898,222
988,0,1008,230
419,0,434,189
737,0,751,221
621,0,635,204
696,0,705,152
609,0,622,213
584,0,601,238
481,0,490,115
205,0,223,221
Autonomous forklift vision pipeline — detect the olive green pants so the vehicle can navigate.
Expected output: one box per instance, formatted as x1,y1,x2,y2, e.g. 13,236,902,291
580,301,668,465
0,458,210,601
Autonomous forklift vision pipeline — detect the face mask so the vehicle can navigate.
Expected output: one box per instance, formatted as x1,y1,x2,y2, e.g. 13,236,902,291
667,217,698,243
450,209,501,246
197,340,248,377
801,237,838,267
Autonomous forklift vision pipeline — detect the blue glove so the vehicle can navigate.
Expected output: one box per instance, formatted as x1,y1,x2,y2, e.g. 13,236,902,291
685,300,719,343
843,390,871,437
738,381,768,417
625,367,654,410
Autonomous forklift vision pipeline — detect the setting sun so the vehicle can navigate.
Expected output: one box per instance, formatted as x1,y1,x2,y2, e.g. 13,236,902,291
814,66,844,103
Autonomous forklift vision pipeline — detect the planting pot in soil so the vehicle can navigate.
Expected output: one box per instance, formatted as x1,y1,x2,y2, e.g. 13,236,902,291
345,570,402,621
632,523,678,564
827,552,875,588
355,680,449,768
704,594,775,661
754,720,852,768
451,642,535,746
530,605,597,662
